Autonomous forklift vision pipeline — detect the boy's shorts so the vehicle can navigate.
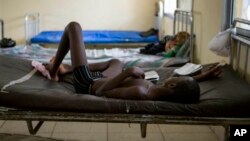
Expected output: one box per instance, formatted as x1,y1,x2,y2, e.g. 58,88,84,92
73,65,103,94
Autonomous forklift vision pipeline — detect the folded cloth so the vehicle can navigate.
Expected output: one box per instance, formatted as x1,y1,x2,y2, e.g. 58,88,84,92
31,60,51,80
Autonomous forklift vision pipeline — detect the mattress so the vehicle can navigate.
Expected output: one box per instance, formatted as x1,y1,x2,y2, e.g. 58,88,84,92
30,30,158,44
0,55,250,117
0,44,182,68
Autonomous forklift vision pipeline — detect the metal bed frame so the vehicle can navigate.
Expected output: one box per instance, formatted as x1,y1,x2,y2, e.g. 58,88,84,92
23,13,153,48
24,10,194,60
0,18,249,141
174,9,194,62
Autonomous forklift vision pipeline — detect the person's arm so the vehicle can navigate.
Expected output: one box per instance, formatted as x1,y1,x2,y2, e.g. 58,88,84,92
98,86,146,100
192,64,222,82
95,67,145,96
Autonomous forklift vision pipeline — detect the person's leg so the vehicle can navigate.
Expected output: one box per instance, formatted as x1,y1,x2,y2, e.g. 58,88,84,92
48,22,88,81
50,58,123,78
89,59,123,77
100,59,123,77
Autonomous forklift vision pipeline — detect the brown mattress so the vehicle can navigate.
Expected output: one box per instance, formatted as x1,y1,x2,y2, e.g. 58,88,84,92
0,55,250,117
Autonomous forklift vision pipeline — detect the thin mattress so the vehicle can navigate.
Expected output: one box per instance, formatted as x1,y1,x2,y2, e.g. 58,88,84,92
0,55,250,117
30,30,158,44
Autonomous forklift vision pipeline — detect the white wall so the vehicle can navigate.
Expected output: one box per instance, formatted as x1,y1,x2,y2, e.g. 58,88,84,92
0,0,2,17
0,0,2,39
1,0,157,43
193,0,227,64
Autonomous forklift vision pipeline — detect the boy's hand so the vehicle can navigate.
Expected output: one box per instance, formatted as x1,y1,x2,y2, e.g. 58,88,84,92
203,63,222,79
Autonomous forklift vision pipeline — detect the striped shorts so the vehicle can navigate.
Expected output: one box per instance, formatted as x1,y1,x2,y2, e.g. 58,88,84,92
73,65,103,94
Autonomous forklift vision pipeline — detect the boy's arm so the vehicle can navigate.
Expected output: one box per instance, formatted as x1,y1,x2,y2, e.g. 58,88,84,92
192,64,222,82
95,67,144,96
99,86,146,100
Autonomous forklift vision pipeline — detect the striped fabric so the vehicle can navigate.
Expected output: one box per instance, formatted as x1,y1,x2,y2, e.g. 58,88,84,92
73,65,103,94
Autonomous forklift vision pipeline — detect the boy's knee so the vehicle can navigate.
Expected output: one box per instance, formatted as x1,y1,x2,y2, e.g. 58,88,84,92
110,59,120,63
66,21,82,31
109,59,122,65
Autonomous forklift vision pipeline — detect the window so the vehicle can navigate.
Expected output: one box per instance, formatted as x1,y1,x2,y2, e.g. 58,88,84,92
163,0,177,17
222,0,250,30
247,5,250,20
233,0,250,29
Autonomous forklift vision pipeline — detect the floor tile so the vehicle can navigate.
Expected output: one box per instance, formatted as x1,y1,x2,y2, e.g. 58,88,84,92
108,123,140,133
0,120,5,127
33,121,56,134
108,133,164,141
52,133,107,141
159,124,212,133
108,123,160,133
162,133,219,141
0,121,29,134
54,122,107,133
210,126,225,141
34,133,53,138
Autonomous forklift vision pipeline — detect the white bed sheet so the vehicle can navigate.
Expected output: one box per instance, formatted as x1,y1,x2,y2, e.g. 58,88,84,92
0,44,170,68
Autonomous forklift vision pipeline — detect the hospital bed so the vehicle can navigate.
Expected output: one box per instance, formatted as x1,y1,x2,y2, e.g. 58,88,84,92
25,14,158,48
0,18,250,141
25,9,194,51
0,9,194,67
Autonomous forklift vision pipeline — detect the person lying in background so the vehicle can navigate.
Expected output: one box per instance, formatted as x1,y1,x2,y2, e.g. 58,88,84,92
36,22,222,104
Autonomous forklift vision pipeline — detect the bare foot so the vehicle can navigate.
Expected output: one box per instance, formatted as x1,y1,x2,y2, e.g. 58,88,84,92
44,62,59,81
49,57,73,75
45,57,73,81
58,64,73,75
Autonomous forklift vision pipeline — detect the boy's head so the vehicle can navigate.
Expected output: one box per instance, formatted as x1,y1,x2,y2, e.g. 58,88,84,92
161,76,200,103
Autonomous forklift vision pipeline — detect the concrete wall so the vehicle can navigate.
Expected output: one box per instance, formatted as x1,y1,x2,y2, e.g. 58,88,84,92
193,0,227,64
0,0,3,39
1,0,157,44
0,0,2,18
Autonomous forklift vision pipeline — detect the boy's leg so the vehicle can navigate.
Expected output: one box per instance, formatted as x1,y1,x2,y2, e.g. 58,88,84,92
89,59,123,77
52,58,123,77
101,59,123,77
48,22,88,80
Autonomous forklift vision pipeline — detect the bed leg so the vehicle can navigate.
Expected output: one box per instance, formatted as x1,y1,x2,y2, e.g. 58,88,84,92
26,120,44,135
140,123,147,138
223,124,230,141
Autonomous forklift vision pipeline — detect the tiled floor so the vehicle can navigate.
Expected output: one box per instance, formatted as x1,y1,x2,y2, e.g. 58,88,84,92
0,120,221,141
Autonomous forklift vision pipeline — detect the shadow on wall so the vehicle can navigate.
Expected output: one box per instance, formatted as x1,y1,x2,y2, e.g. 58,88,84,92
4,16,26,44
192,11,202,63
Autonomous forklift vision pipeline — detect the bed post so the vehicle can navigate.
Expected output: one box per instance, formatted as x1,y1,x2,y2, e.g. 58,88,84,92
26,120,44,135
173,9,194,62
140,122,147,138
223,124,230,141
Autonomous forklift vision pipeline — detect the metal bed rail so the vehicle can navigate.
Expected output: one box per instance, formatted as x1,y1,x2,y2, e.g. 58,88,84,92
173,9,194,62
230,18,250,80
1,109,250,140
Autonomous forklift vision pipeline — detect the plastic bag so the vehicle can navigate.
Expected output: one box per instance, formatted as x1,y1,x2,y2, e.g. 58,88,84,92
208,28,231,57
